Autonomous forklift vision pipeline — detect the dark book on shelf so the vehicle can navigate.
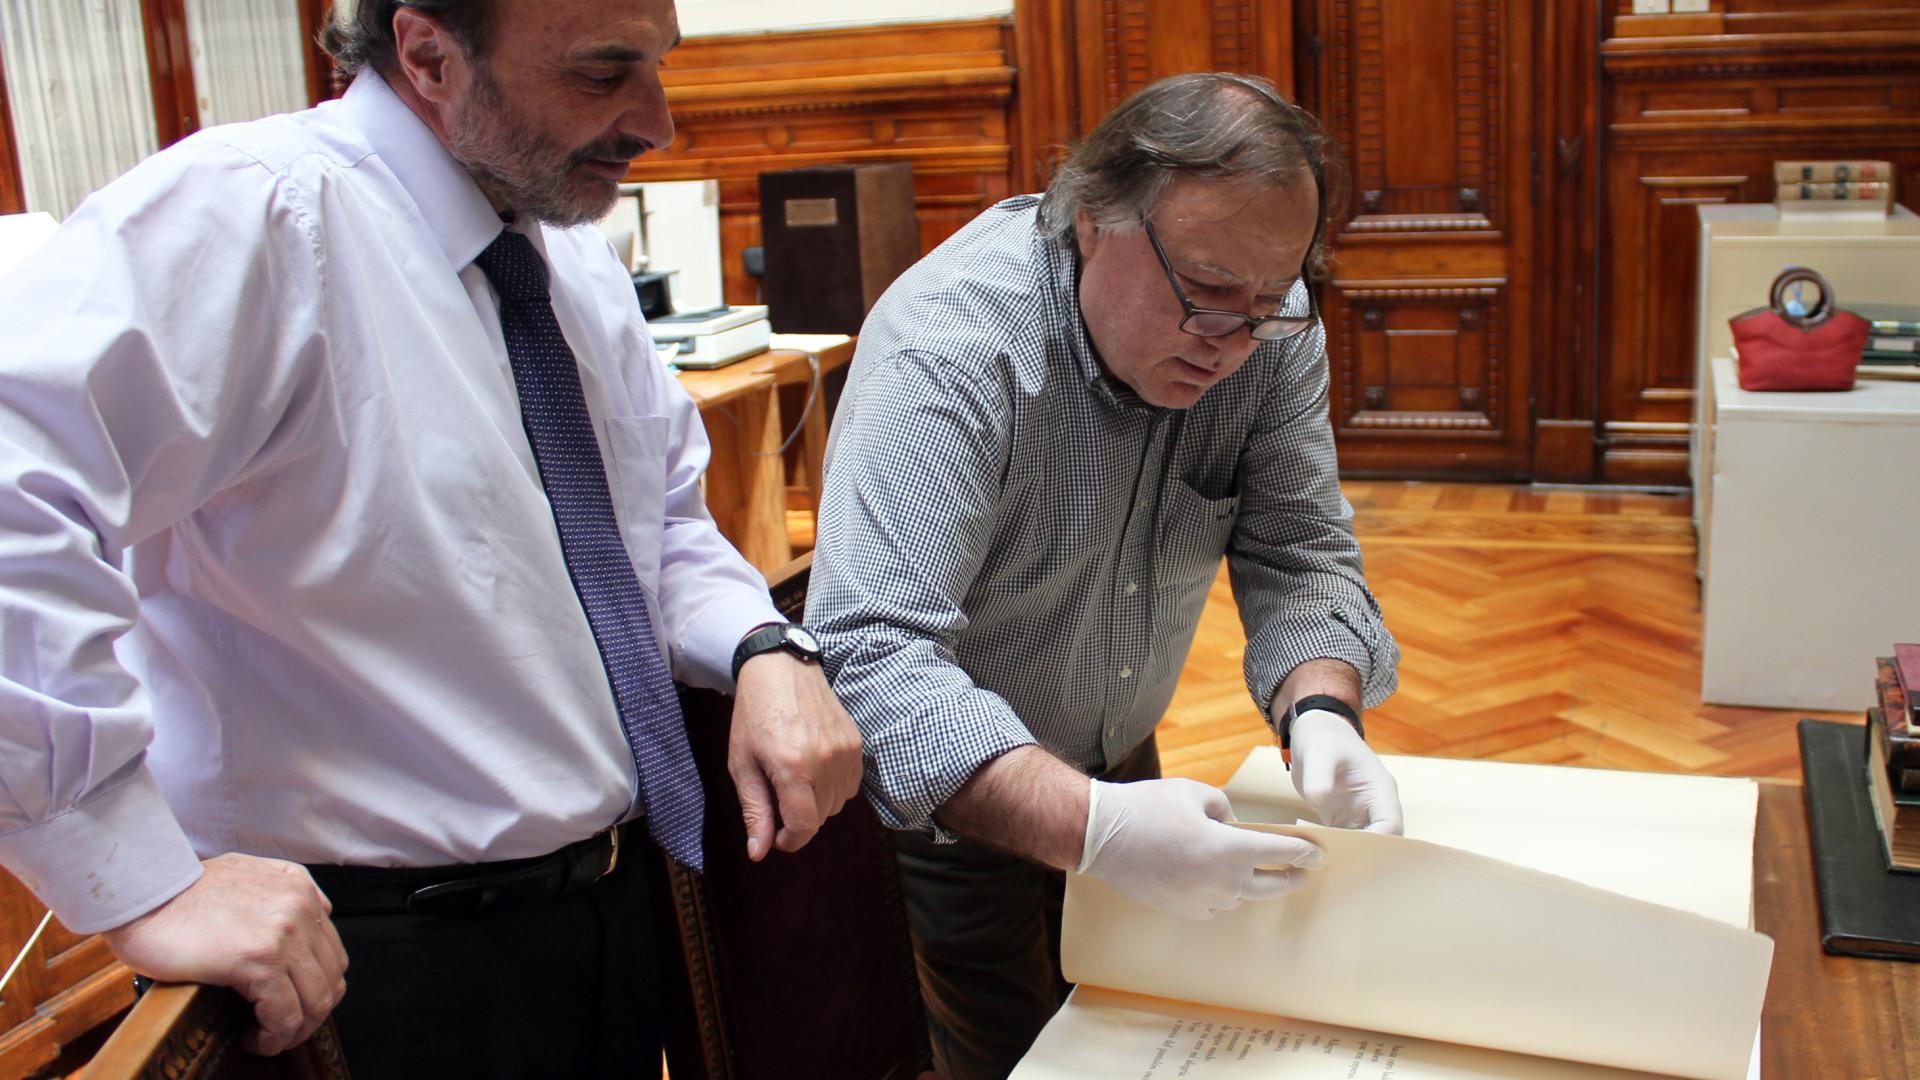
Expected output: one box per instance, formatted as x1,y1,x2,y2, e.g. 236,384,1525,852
1799,719,1920,960
1875,656,1920,792
1853,303,1920,337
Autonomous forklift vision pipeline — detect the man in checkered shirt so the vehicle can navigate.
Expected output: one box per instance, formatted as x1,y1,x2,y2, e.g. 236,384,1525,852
807,72,1402,1080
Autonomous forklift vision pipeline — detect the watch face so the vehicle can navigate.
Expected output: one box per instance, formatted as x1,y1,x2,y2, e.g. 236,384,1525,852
787,626,821,654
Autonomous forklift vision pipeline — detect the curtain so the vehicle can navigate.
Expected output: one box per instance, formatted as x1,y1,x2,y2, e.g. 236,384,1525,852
0,0,159,220
184,0,308,129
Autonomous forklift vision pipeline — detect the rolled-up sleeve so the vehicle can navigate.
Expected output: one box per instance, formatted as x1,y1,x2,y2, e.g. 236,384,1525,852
805,349,1035,837
1229,325,1399,715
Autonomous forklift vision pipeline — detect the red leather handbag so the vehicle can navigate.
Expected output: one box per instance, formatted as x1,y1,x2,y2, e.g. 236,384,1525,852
1728,267,1869,391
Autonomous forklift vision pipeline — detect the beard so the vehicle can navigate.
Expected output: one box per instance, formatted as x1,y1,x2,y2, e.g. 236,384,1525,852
447,61,646,228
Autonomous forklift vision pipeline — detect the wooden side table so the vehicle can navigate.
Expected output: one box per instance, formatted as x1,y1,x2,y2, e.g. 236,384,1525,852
676,337,856,574
1756,778,1920,1076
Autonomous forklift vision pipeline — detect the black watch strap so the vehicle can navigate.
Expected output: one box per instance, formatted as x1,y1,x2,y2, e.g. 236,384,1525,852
730,622,822,681
1278,694,1364,750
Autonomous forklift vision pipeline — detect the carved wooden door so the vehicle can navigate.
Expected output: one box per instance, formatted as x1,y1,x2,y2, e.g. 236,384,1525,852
1293,0,1538,477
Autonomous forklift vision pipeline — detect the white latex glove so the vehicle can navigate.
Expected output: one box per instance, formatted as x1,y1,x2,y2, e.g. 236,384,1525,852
1289,709,1404,834
1078,777,1324,920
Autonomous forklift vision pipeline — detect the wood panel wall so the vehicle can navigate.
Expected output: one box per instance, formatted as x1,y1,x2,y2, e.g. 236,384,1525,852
630,19,1017,305
1011,0,1297,196
3,2,1916,479
1593,2,1920,484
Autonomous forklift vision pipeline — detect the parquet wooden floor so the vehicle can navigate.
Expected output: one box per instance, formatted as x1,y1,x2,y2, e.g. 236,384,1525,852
1157,480,1860,788
790,479,1861,788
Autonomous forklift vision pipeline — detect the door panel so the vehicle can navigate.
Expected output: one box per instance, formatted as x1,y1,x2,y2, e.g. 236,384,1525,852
1302,0,1535,477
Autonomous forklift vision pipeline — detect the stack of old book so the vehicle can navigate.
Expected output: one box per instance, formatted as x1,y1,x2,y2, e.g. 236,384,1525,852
1856,303,1920,377
1868,645,1920,872
1774,159,1894,217
1799,643,1920,960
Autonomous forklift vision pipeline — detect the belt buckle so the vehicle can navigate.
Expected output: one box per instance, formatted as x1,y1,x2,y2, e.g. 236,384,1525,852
600,825,621,880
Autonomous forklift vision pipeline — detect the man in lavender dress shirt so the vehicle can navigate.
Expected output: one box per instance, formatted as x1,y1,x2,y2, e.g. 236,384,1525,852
0,0,861,1073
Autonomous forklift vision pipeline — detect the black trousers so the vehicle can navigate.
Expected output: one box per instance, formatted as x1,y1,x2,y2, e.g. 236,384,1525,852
893,736,1162,1080
322,846,662,1079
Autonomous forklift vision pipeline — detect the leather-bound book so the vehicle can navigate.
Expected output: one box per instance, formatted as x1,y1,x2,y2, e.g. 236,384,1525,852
1875,655,1920,792
1866,709,1920,872
1894,644,1920,720
1798,719,1920,960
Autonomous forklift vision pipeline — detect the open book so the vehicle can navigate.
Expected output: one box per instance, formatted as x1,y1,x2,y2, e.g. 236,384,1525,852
1012,750,1774,1080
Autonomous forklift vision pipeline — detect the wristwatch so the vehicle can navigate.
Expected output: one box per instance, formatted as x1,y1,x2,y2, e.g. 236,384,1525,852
731,622,823,681
1277,694,1365,759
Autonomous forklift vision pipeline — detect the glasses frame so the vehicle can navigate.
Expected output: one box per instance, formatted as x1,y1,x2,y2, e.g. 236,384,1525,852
1140,214,1319,342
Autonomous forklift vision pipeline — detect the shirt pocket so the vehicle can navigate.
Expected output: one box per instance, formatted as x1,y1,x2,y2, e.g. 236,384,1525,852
1157,476,1240,603
605,414,670,599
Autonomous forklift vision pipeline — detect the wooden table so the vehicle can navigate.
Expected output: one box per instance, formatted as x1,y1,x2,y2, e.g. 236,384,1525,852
676,337,855,574
1756,779,1919,1077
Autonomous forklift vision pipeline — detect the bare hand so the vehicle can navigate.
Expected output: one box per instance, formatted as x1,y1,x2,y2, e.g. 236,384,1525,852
100,853,348,1055
729,652,864,860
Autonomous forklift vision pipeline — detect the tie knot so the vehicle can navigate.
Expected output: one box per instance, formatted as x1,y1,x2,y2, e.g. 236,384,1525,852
473,230,551,307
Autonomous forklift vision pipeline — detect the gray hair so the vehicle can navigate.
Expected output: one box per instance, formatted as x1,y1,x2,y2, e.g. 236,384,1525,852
1038,72,1342,279
320,0,495,77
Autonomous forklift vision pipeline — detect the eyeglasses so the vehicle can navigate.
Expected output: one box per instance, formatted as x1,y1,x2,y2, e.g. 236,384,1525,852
1141,215,1317,342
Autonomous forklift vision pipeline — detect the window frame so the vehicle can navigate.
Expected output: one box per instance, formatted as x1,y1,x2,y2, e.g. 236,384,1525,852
0,0,339,216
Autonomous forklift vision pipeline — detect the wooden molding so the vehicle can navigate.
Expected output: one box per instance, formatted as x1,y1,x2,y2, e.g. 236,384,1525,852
630,19,1015,304
1612,13,1726,38
1602,29,1920,78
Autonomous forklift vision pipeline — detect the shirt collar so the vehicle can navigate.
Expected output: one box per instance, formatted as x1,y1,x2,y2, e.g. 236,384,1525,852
341,70,504,273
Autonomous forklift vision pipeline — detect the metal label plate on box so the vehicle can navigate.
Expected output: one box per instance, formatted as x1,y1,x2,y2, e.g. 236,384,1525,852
784,198,840,228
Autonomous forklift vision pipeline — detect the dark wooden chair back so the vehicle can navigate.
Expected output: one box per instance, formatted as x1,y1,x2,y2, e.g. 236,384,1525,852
649,553,930,1080
81,984,347,1080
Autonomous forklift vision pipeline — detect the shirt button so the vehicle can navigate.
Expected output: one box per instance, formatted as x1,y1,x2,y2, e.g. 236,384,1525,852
1118,666,1133,680
1124,581,1138,595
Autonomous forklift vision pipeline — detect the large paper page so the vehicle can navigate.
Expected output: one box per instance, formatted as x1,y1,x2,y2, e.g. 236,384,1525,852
1012,986,1679,1080
1045,752,1772,1080
1224,749,1760,928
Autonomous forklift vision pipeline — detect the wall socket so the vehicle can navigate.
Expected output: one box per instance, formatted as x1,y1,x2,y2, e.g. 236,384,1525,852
1672,0,1710,11
1632,0,1670,12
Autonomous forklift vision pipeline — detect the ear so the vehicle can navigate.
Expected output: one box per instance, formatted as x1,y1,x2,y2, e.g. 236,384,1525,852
1074,208,1101,261
391,6,469,107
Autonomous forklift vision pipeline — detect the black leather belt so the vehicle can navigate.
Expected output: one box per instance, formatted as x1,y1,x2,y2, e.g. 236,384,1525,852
308,825,627,916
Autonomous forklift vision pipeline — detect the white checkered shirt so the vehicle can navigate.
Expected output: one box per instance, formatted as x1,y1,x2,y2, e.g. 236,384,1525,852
807,195,1397,839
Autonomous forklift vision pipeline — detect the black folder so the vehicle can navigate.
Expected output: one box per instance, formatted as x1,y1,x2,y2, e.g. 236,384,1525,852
1799,718,1920,961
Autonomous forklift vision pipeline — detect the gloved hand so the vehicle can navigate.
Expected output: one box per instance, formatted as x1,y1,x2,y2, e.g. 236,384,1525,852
1078,777,1324,919
1289,709,1403,834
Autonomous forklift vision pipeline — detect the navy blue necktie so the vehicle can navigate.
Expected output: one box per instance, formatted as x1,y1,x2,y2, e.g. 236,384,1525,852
475,229,704,870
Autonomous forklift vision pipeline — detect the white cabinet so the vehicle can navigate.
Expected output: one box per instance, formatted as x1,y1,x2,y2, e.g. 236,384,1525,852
1696,358,1920,710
